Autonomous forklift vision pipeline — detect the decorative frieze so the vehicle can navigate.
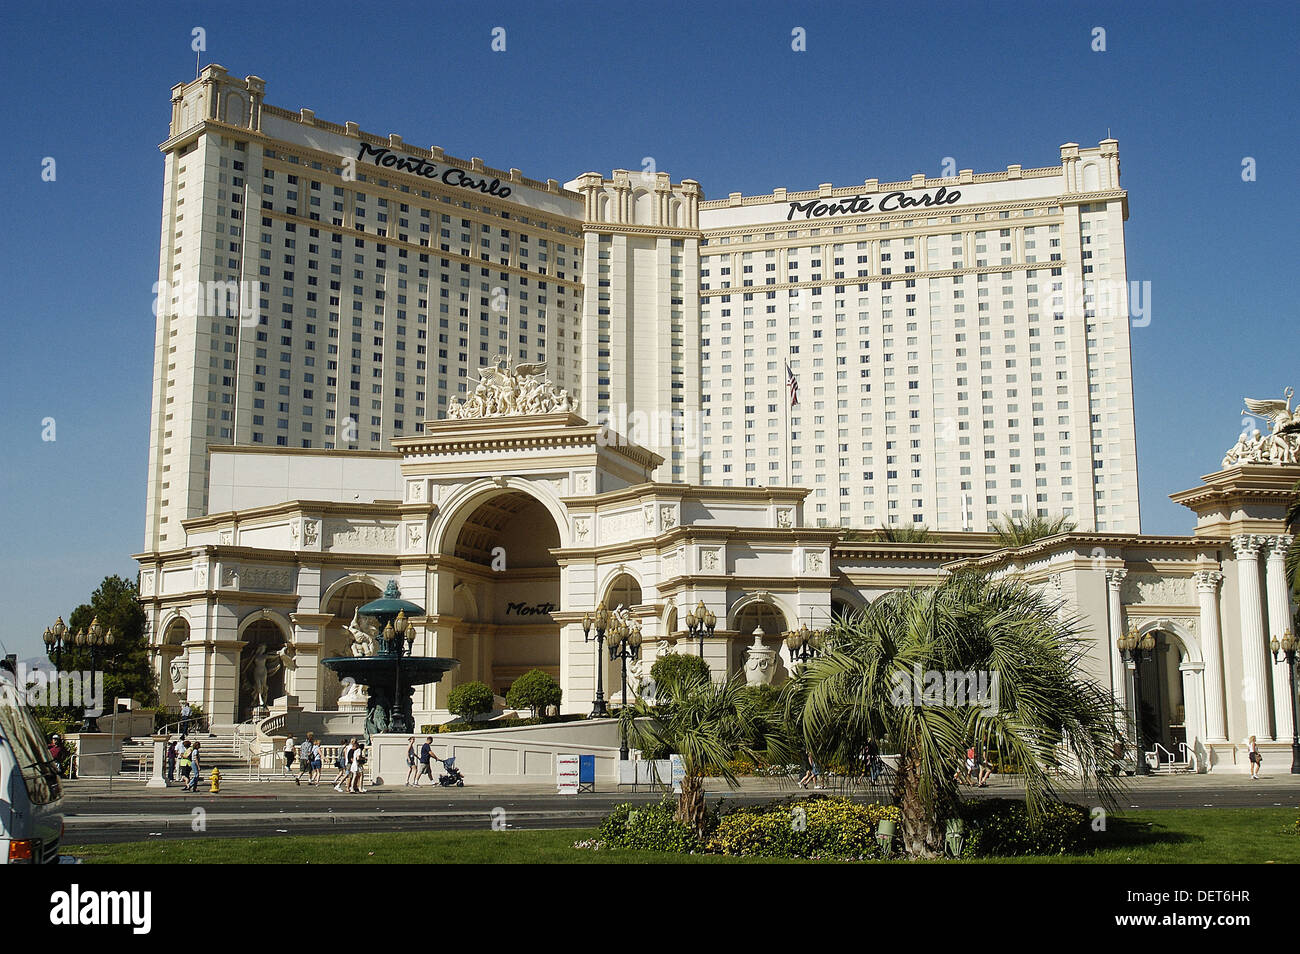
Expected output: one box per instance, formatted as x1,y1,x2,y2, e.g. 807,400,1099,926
1120,572,1191,606
324,519,397,553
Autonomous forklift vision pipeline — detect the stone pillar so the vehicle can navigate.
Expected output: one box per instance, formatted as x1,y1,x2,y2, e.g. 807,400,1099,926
1106,569,1128,719
147,733,170,788
1193,569,1227,741
1232,534,1272,741
1179,661,1207,771
1266,534,1296,742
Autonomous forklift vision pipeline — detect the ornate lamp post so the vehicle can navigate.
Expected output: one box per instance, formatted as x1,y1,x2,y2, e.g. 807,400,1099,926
685,600,716,658
784,623,825,665
77,617,115,732
43,616,69,670
582,603,611,717
607,618,643,760
1270,629,1300,774
1117,624,1155,776
387,610,419,732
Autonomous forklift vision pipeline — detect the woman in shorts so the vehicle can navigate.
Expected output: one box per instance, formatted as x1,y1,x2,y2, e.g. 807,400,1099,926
405,737,419,787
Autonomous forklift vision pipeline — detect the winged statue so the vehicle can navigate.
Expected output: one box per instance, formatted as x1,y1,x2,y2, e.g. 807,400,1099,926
1224,387,1300,467
1243,386,1298,434
447,356,576,419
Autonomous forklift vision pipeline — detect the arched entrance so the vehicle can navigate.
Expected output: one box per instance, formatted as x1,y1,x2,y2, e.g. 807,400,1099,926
448,490,562,700
321,579,383,710
1133,629,1189,758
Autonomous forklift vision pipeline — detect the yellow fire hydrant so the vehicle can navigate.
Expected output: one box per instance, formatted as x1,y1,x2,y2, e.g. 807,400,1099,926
209,768,221,793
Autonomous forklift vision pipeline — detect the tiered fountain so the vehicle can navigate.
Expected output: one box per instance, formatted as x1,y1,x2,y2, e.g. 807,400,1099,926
322,581,459,739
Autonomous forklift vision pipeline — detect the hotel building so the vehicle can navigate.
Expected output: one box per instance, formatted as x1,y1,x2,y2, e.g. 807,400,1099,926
145,66,1138,554
135,73,1300,781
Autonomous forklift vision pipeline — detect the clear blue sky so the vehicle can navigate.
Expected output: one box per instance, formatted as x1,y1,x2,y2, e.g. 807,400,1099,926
1,0,1296,662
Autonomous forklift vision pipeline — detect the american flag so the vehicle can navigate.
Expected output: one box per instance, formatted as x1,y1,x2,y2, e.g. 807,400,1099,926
786,360,800,408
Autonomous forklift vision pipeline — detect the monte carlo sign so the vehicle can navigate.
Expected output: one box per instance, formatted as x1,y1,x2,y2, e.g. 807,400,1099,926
356,142,513,199
786,185,961,220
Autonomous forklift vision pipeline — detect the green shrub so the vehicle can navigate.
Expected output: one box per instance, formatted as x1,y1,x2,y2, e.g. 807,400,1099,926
649,654,711,700
597,799,704,853
506,669,562,718
447,681,495,722
960,798,1089,857
736,683,781,713
713,796,899,859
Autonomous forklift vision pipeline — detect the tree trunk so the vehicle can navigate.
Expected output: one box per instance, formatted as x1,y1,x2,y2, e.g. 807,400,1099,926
895,746,943,858
676,775,708,836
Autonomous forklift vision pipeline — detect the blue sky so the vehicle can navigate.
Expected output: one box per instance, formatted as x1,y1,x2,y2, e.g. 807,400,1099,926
1,0,1296,661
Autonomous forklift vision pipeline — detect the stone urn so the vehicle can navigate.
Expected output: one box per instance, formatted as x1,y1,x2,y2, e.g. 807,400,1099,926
743,628,777,687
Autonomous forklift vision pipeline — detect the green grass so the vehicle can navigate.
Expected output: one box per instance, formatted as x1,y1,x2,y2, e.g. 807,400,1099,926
66,808,1300,864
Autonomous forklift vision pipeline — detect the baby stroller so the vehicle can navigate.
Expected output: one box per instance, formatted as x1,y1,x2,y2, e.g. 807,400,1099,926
438,757,465,787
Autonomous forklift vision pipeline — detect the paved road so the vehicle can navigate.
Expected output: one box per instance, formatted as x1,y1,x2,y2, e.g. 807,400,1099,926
61,773,1300,844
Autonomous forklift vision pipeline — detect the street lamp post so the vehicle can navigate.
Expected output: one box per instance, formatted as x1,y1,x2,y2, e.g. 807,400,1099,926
784,623,825,666
43,616,68,671
607,619,643,760
582,603,611,718
78,617,115,732
1117,625,1155,776
1270,629,1300,774
685,600,716,659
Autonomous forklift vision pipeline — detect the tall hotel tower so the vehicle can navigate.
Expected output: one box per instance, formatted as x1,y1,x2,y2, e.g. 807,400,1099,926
144,66,1139,552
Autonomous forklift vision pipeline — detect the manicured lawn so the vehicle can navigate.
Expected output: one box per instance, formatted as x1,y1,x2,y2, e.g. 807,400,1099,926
66,808,1300,864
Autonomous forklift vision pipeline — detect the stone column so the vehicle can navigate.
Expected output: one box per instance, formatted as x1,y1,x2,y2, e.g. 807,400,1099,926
1179,661,1207,771
1193,569,1227,741
1106,569,1128,718
1266,534,1296,742
1232,534,1272,741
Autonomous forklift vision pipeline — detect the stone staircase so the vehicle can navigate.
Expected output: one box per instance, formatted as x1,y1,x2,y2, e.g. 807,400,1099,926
118,731,271,779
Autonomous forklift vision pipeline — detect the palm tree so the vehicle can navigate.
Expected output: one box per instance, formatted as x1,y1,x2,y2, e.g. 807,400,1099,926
622,671,795,835
874,525,933,543
989,512,1076,548
787,573,1123,857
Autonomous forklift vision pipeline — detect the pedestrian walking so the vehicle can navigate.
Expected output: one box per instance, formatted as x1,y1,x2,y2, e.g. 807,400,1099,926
295,733,316,786
333,739,356,792
415,736,438,786
183,741,202,792
405,737,419,787
178,741,194,788
348,742,368,793
865,738,882,782
283,735,296,775
164,737,177,782
180,701,193,735
1248,735,1261,779
309,736,323,785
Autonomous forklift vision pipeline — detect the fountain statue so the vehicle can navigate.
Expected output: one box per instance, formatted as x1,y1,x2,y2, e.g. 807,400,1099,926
322,581,459,739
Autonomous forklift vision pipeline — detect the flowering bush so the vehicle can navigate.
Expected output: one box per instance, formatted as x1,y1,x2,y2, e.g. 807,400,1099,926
712,796,900,859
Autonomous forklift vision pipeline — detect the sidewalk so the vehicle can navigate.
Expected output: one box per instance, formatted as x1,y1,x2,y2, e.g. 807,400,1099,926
60,769,1298,803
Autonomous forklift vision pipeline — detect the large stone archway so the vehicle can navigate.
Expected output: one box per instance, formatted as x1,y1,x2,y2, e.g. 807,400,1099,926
435,488,564,704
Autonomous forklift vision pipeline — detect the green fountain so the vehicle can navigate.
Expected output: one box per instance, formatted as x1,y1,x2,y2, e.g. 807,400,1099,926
322,581,459,739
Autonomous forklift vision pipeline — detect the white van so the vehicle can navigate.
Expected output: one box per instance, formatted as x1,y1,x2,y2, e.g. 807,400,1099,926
0,656,64,863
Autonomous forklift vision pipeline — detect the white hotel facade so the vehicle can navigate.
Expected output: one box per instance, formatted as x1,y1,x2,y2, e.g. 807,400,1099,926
135,68,1300,779
146,66,1137,552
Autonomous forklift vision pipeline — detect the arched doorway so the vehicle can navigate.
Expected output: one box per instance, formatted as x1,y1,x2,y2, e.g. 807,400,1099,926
1133,629,1188,758
730,600,790,681
450,490,561,700
238,618,288,720
321,579,384,710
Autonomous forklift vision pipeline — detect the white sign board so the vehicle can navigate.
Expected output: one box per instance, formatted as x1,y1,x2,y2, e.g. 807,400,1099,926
557,754,580,795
